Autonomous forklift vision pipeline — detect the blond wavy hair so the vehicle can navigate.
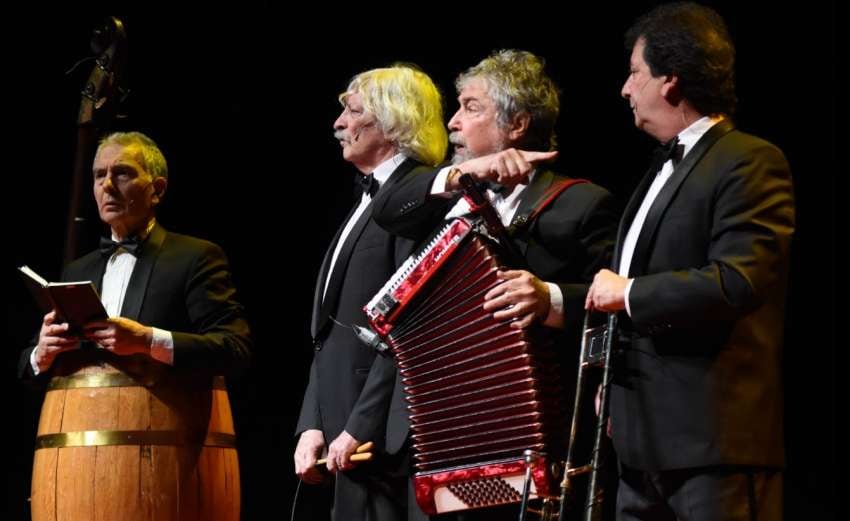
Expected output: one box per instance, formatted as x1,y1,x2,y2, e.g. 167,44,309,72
341,66,448,167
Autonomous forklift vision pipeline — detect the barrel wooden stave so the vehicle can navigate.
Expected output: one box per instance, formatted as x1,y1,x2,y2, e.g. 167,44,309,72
31,356,239,521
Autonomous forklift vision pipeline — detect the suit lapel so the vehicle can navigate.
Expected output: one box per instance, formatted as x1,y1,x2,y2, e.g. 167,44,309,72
509,170,555,229
613,165,658,269
74,253,108,295
314,158,418,337
505,171,555,258
120,223,166,321
311,206,356,337
628,119,735,276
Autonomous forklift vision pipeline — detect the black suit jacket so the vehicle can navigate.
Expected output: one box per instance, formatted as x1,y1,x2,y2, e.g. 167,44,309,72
609,120,794,471
295,158,425,451
295,158,429,521
372,166,618,453
18,223,252,381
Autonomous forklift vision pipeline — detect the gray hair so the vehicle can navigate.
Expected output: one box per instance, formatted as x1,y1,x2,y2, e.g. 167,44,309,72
98,131,168,179
457,49,560,151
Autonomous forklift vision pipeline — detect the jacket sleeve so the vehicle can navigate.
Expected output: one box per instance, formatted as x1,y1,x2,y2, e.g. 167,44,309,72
343,353,397,445
372,167,455,241
556,185,619,324
294,356,323,436
629,144,795,329
171,243,253,377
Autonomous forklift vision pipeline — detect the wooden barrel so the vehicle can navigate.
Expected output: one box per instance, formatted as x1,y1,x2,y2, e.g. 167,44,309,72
30,353,240,521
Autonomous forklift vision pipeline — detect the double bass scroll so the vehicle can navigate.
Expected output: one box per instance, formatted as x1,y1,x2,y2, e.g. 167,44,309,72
63,16,128,263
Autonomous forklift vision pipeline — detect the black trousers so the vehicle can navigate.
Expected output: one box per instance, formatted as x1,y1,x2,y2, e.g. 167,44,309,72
616,464,782,521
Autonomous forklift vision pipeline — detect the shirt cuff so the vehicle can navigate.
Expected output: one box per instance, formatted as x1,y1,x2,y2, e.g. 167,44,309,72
430,166,455,196
30,348,41,376
542,282,564,329
624,279,634,317
150,327,174,365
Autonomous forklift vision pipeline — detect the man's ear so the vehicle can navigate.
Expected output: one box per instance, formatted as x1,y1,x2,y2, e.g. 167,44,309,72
507,112,531,142
151,177,167,206
661,74,682,104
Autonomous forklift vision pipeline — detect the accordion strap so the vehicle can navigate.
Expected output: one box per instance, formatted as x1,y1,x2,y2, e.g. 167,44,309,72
512,177,589,233
459,173,524,266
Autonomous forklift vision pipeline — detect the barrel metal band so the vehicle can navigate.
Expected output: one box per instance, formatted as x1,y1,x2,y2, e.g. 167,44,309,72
35,430,237,449
47,374,226,391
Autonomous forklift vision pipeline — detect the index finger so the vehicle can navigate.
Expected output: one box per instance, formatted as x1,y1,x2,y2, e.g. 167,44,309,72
585,285,595,311
497,270,524,280
519,150,558,163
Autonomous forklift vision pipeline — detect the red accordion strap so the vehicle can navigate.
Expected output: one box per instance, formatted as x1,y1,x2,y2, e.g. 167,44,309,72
522,177,589,228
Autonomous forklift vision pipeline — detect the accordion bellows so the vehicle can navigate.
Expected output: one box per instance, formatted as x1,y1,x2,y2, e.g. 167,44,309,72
366,218,568,514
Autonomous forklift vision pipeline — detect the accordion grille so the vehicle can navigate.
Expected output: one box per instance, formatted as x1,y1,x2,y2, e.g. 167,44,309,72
385,234,567,472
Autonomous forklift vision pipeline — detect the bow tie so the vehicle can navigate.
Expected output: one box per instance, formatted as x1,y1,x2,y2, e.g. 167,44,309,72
654,137,685,170
359,173,379,197
99,236,142,257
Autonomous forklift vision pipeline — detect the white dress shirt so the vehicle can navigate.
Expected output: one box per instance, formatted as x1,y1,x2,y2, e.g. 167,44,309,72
323,153,406,302
619,116,722,315
31,219,173,375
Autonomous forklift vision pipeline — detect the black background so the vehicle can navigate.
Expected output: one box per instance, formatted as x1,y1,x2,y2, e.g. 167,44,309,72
2,3,836,519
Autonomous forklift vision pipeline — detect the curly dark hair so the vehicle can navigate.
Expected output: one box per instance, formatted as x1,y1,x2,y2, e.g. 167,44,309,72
625,2,737,116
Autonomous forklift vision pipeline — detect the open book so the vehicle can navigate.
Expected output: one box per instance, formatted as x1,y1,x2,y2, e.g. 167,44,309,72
18,265,108,333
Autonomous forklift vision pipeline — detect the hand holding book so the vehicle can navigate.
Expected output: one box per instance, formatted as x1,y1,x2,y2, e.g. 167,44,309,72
82,317,154,357
32,310,82,374
18,265,108,333
19,265,108,374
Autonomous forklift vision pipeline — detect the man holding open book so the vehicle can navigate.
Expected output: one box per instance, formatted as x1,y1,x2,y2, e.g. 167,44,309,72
20,131,252,378
18,131,252,521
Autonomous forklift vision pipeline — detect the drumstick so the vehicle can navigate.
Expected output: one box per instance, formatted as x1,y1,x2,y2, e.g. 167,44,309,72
315,441,374,466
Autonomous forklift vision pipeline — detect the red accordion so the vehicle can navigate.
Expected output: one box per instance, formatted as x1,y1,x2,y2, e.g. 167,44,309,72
365,217,567,515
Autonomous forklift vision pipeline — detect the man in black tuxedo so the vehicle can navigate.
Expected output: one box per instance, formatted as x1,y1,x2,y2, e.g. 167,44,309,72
371,50,618,519
293,66,448,520
18,131,252,519
585,4,794,520
374,49,617,343
21,131,252,380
